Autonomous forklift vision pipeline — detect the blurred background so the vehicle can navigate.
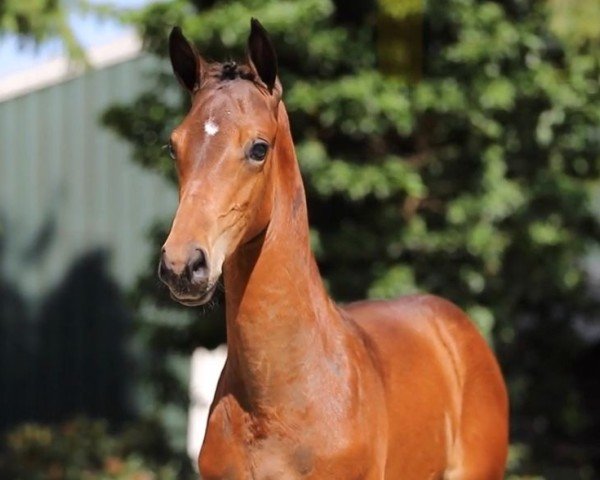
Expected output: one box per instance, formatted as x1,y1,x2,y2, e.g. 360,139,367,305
0,0,598,478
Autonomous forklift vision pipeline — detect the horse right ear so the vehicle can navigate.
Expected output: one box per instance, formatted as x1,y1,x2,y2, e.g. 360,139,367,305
169,27,204,93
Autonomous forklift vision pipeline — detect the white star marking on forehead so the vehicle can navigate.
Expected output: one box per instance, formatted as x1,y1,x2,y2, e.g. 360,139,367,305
204,119,219,136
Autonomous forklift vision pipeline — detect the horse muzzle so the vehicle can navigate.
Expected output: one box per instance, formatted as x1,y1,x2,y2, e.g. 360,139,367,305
158,245,218,306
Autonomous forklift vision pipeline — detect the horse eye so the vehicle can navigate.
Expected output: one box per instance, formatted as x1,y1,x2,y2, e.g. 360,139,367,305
249,142,268,162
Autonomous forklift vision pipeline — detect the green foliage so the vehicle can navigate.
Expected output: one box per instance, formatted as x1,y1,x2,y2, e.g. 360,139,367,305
0,0,118,62
0,419,181,480
0,0,91,60
102,0,600,476
548,0,600,47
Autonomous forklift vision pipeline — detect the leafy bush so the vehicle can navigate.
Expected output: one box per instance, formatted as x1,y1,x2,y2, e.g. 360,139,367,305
0,419,182,480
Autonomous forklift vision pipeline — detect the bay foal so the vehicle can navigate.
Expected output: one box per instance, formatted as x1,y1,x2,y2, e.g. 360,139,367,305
159,19,508,480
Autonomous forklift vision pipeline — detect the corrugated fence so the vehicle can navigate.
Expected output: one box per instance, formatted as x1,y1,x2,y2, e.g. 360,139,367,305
0,53,177,429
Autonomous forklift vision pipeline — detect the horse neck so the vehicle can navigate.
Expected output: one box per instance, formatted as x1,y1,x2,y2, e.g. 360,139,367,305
222,104,339,405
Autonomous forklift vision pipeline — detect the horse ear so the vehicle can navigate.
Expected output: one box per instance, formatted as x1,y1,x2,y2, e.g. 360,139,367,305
169,27,203,93
247,18,278,93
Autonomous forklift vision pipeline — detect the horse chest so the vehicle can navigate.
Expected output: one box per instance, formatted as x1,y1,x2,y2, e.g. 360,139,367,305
199,421,313,479
198,395,370,480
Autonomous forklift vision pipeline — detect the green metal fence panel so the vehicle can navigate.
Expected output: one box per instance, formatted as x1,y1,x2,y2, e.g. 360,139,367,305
0,54,177,429
0,54,177,296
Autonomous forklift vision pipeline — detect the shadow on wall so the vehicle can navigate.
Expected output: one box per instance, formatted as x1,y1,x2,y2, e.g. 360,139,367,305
0,243,134,431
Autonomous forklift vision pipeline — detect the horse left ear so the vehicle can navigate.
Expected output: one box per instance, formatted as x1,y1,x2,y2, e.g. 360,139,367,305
247,18,278,93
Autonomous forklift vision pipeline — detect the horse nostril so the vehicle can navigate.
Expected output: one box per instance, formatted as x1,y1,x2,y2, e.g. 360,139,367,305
186,248,208,282
158,253,168,280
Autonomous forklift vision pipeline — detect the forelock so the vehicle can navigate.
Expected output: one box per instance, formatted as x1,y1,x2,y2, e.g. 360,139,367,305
205,61,256,83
